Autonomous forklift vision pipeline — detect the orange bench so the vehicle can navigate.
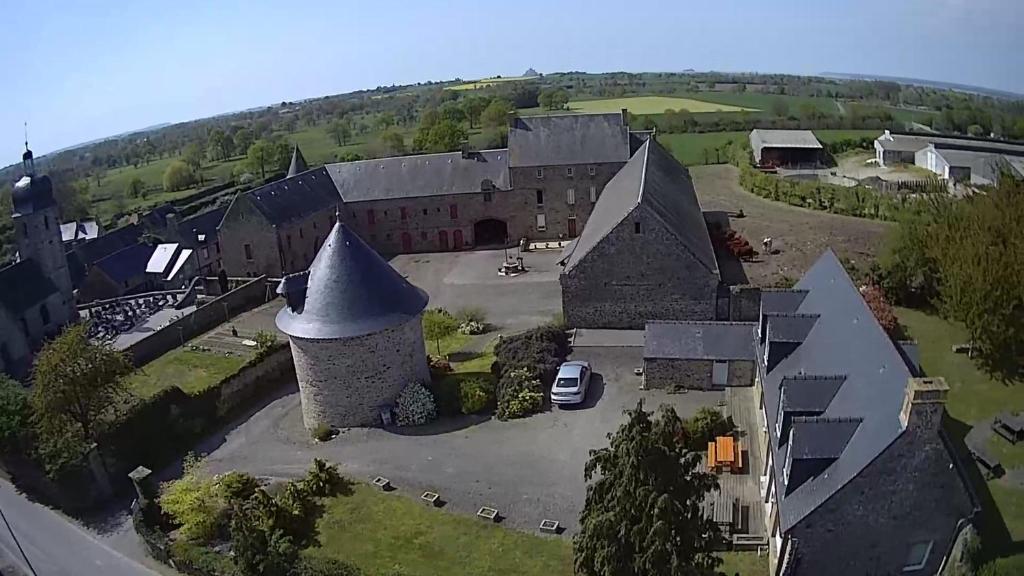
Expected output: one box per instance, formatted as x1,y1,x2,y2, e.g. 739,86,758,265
716,436,735,473
735,440,743,473
708,442,717,471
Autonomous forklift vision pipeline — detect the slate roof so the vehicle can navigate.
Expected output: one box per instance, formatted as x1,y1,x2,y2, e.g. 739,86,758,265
750,130,823,151
508,113,630,167
325,149,509,203
0,259,58,315
932,148,1010,184
287,145,309,177
766,314,819,342
760,289,808,315
876,132,1024,156
788,417,862,459
12,173,56,217
760,249,917,532
74,223,144,267
276,222,428,339
644,321,756,360
177,207,227,245
780,375,847,413
560,138,718,275
94,243,155,284
245,167,339,226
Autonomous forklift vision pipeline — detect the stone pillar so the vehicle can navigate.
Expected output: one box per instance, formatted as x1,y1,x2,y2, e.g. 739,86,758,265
128,466,155,507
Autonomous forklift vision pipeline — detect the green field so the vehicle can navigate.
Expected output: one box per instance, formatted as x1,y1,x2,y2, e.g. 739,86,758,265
659,132,748,166
812,129,882,144
125,347,248,398
446,75,540,90
308,484,765,576
898,308,1024,572
673,91,840,116
520,96,759,117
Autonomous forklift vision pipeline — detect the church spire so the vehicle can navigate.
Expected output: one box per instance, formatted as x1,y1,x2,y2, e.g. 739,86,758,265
287,144,308,177
22,122,35,176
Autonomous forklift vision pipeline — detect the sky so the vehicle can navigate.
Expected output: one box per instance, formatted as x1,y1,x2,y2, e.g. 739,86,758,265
1,0,1021,162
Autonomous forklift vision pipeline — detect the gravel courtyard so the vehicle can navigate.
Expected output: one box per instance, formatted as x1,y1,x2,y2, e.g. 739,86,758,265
201,346,722,534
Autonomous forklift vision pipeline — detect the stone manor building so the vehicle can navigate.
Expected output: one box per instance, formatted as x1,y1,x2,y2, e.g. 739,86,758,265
276,220,430,429
219,111,647,277
0,148,76,378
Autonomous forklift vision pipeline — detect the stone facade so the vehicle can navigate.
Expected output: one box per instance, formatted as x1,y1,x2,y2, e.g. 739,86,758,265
219,194,285,277
561,204,719,329
288,314,430,429
729,285,763,322
644,358,754,390
508,161,624,241
785,397,973,575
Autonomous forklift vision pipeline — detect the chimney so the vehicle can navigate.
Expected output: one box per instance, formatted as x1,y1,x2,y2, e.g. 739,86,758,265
883,129,892,141
460,140,471,160
165,212,178,231
507,110,518,128
899,377,949,431
621,108,629,126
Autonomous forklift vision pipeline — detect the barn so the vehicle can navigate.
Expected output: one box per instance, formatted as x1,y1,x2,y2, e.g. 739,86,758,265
749,129,823,168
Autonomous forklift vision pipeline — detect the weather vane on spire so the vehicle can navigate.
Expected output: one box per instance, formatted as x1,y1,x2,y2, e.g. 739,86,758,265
24,122,29,151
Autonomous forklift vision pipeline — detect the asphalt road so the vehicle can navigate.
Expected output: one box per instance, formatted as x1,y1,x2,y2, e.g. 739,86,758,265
0,480,158,576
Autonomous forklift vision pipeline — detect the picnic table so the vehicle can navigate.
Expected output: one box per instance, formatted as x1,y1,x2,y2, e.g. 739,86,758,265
707,436,743,474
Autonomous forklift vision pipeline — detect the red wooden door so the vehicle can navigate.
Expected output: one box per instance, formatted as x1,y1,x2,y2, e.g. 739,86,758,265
401,232,412,252
453,229,464,250
438,230,449,250
568,217,577,238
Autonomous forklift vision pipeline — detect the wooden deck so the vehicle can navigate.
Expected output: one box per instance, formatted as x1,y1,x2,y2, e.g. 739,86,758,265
701,386,766,538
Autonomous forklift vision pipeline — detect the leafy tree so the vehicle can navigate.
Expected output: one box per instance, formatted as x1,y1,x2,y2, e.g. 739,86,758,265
0,377,28,449
162,160,196,192
31,324,133,444
246,138,291,179
206,128,234,161
159,454,226,543
681,407,734,452
230,490,297,576
125,176,146,199
462,96,490,129
419,107,441,129
254,329,278,360
575,402,721,576
539,88,569,110
375,112,396,130
52,176,91,221
771,98,790,118
328,118,353,147
439,102,466,124
375,130,407,156
234,128,255,154
183,142,205,183
422,308,458,356
415,119,467,153
481,99,513,129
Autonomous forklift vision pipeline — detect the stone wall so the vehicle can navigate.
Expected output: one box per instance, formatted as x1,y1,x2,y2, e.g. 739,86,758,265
508,161,624,241
127,276,272,366
278,207,337,274
561,203,719,328
290,315,430,429
787,409,974,575
644,358,754,390
730,285,763,322
219,194,285,277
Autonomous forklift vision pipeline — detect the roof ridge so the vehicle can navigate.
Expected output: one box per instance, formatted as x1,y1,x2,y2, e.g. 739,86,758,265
791,416,863,424
647,320,756,327
765,312,820,319
781,374,848,381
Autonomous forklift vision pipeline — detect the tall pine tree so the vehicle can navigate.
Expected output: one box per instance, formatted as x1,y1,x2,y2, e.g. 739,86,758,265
575,401,722,576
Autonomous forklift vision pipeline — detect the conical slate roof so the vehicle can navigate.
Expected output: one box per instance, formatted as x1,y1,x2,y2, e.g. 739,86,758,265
287,145,308,177
276,222,428,339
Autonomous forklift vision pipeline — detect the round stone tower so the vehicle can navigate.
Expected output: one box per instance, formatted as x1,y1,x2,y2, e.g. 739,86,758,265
276,221,430,429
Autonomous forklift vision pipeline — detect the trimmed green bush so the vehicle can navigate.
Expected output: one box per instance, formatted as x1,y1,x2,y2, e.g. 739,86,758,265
312,423,334,442
496,368,543,420
458,377,494,415
293,555,363,576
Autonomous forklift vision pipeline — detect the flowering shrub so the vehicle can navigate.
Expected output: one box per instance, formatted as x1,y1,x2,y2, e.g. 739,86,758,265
428,355,452,374
496,368,544,420
395,382,437,426
457,321,486,335
459,377,495,414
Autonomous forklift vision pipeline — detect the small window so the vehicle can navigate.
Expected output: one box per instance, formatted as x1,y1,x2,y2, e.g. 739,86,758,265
287,235,292,249
588,165,596,176
44,215,49,230
590,185,597,202
634,222,642,234
215,242,220,254
299,227,304,239
202,247,209,259
536,190,544,206
352,211,357,219
422,208,428,215
483,192,493,203
400,207,407,221
450,204,458,220
244,243,253,260
313,221,317,230
367,209,376,226
383,210,388,217
536,168,544,179
903,541,933,572
536,213,546,231
385,233,391,240
566,167,574,177
566,188,576,205
421,231,428,241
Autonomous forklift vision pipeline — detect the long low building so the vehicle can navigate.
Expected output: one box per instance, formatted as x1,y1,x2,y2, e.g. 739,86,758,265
749,130,823,168
875,130,1024,185
219,111,648,278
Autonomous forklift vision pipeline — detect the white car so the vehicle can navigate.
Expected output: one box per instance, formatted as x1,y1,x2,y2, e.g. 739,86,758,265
551,361,592,405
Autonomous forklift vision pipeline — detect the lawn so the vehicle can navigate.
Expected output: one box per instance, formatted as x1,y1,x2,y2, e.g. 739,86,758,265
308,484,765,576
659,132,748,166
446,75,539,90
672,91,839,116
898,307,1024,569
429,338,496,416
125,347,248,398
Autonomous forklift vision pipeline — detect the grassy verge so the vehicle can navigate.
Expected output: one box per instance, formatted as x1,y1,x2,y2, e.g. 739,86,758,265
898,307,1024,570
126,347,248,398
429,339,496,416
308,484,765,576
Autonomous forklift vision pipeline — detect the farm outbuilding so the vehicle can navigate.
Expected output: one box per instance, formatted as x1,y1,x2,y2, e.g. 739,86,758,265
749,129,823,168
642,320,756,390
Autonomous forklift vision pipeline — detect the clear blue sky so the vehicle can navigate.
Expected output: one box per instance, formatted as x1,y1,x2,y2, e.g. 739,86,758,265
2,0,1021,162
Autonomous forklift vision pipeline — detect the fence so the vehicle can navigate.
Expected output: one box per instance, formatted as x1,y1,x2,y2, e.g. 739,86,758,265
126,275,274,366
